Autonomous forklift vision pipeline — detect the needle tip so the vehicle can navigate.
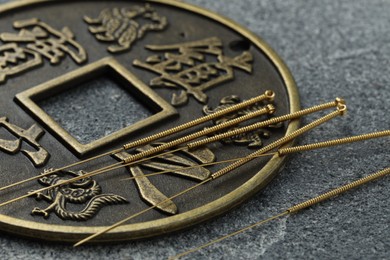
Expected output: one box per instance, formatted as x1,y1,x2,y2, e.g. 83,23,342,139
73,241,83,247
73,236,93,247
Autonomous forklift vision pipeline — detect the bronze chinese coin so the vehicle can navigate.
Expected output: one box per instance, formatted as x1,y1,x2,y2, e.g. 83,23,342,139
0,0,299,242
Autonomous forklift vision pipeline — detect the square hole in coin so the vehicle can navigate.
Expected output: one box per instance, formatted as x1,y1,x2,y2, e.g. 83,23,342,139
38,76,155,144
15,58,177,156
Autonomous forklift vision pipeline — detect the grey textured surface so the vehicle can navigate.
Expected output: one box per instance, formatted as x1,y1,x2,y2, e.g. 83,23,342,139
0,0,389,259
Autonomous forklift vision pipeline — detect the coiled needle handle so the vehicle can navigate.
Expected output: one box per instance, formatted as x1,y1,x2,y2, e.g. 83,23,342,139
278,130,390,156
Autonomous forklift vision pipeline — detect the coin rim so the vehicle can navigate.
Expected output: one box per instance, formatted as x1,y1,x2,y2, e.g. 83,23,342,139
0,0,301,242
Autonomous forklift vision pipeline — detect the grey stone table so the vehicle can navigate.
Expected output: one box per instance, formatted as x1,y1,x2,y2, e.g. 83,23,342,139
0,0,389,259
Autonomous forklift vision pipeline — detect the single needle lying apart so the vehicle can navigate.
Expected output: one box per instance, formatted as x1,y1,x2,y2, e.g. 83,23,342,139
74,104,347,246
0,90,276,193
170,166,390,259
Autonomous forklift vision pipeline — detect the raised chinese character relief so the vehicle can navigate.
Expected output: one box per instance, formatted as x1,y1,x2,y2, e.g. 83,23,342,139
84,4,168,53
113,144,215,215
134,37,253,106
0,43,41,83
203,95,282,148
31,169,128,221
0,18,87,84
0,117,50,167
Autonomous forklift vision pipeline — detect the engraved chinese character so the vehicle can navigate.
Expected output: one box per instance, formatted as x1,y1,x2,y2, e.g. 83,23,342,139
0,43,42,83
0,18,87,83
113,144,215,214
133,37,253,106
0,117,50,167
203,95,283,148
84,4,168,53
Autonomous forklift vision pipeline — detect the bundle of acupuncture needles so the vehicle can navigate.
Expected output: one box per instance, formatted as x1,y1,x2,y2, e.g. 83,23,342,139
0,90,388,254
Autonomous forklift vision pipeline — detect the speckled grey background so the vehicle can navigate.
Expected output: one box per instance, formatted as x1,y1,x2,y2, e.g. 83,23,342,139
0,0,389,259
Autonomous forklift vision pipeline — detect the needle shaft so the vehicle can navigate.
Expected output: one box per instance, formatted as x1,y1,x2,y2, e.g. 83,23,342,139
0,105,270,208
74,106,344,246
121,129,388,181
74,178,211,247
171,167,390,259
123,90,275,150
0,148,185,208
0,148,123,192
0,91,274,193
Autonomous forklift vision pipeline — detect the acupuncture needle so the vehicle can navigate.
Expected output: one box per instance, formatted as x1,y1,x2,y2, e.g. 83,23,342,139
170,166,390,259
30,98,343,192
72,98,342,183
120,98,344,165
74,104,345,246
0,100,342,209
121,128,389,180
0,90,275,192
0,105,274,207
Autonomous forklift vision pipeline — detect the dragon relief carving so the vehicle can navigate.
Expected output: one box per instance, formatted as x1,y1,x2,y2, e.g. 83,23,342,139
31,169,128,221
203,95,282,148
